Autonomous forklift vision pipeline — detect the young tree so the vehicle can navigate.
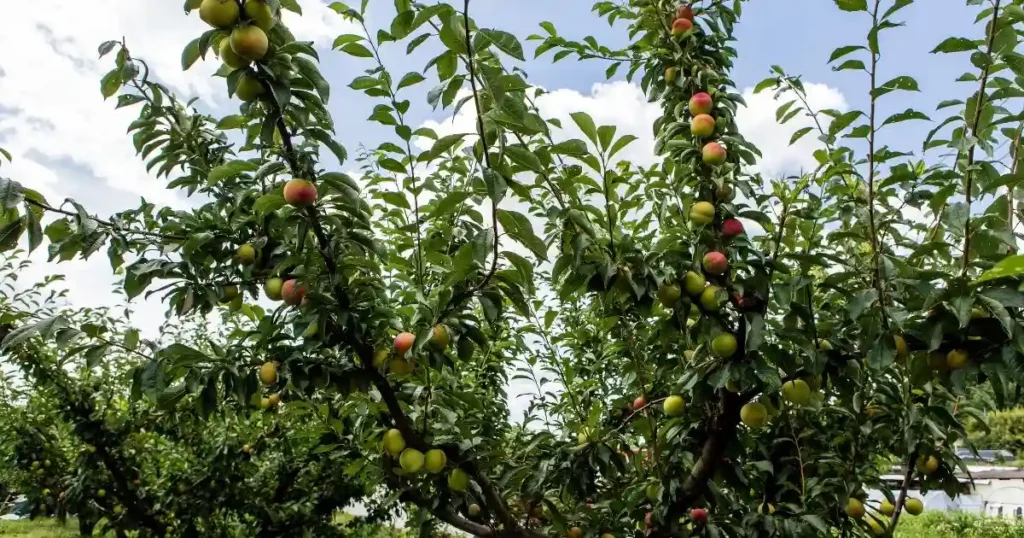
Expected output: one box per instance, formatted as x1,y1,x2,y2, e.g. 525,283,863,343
2,0,1024,536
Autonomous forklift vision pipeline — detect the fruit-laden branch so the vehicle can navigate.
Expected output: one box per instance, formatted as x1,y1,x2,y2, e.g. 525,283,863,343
255,68,523,537
399,490,494,537
887,448,918,537
962,0,1001,274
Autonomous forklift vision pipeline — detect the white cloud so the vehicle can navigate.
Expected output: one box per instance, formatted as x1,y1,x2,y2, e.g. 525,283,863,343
737,82,848,177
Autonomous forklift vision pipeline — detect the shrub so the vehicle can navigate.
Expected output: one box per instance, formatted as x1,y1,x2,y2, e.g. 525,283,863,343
967,408,1024,456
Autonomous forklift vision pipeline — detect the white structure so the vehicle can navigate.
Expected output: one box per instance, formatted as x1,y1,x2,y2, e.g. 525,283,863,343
868,466,1024,519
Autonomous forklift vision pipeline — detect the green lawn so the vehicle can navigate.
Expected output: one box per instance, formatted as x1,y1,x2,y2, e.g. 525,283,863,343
894,511,1024,537
0,519,79,537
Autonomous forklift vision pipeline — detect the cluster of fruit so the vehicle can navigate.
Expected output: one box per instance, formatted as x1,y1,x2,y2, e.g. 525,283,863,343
191,0,278,101
381,428,471,492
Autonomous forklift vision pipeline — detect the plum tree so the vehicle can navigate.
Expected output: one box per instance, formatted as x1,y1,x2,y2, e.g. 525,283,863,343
0,0,1021,537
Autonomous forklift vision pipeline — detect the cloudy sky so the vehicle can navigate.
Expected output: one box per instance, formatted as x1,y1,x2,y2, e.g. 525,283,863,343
0,2,979,355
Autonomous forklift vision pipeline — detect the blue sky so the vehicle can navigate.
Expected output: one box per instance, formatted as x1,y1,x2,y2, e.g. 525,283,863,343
0,0,990,335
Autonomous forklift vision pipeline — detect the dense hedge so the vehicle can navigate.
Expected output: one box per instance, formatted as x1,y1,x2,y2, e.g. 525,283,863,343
896,512,1024,537
967,407,1024,456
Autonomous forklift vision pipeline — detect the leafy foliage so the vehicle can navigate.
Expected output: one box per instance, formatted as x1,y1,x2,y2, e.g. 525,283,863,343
1,0,1024,537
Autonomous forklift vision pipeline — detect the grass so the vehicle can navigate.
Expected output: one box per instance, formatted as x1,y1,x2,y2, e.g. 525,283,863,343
895,511,1024,537
0,519,79,537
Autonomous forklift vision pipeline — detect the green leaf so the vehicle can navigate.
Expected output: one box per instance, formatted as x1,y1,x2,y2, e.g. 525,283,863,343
1003,53,1024,78
0,218,24,253
208,160,258,185
789,127,814,145
827,111,863,136
833,0,867,11
216,115,250,130
484,169,507,204
24,202,42,254
979,255,1024,283
397,72,426,90
478,29,525,61
829,45,865,62
880,109,930,128
123,329,140,351
504,145,544,173
871,76,920,99
550,139,589,157
1,317,68,349
427,191,472,220
608,134,637,158
380,192,411,210
181,37,202,71
340,43,373,58
253,194,286,214
932,37,978,54
497,209,547,260
0,177,24,209
332,34,363,49
100,69,121,99
570,112,599,146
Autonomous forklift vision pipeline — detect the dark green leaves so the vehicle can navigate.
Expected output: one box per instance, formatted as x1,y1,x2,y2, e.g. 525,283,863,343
871,76,920,99
833,0,867,11
932,37,978,54
497,210,547,260
478,29,525,61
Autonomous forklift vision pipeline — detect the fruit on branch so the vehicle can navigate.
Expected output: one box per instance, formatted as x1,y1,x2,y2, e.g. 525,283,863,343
468,504,481,517
237,243,257,265
702,251,728,275
242,444,252,454
258,397,270,409
259,362,277,385
383,429,405,456
281,279,307,306
389,358,415,376
867,518,884,536
264,277,283,301
399,448,425,473
760,503,775,515
199,0,240,28
671,17,693,37
880,499,894,516
690,508,708,525
424,449,447,474
600,534,613,538
235,72,265,101
691,114,716,138
946,348,968,369
430,325,450,350
645,483,659,502
726,379,741,393
721,218,744,238
394,332,416,356
372,348,389,369
677,5,694,21
577,427,595,445
916,455,939,475
186,0,203,11
711,333,737,358
243,0,277,31
657,283,681,307
448,468,470,492
663,395,685,416
844,498,865,519
302,322,318,339
230,25,269,62
633,395,647,411
267,393,281,407
283,178,318,206
971,306,989,319
665,67,678,85
781,380,811,405
894,335,909,360
717,182,735,201
218,38,250,70
702,142,727,166
568,527,584,538
740,402,768,428
97,489,106,498
644,512,653,528
689,92,713,115
817,339,832,350
689,201,716,226
683,271,706,296
904,498,924,515
221,285,239,302
683,349,695,361
700,285,723,311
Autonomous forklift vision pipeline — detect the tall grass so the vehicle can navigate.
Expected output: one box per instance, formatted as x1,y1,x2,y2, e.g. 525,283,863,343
895,511,1024,537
